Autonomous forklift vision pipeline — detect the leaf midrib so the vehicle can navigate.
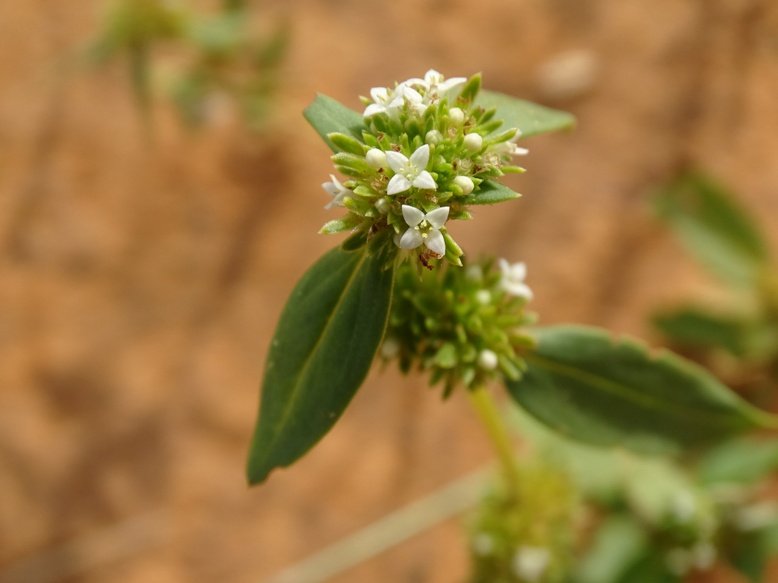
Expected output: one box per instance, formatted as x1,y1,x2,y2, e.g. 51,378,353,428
525,353,751,430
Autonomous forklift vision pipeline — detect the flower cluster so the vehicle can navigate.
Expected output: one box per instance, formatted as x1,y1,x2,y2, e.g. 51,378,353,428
381,256,535,395
320,70,529,267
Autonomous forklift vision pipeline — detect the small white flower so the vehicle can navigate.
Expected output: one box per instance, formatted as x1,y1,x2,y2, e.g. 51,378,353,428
477,349,498,370
366,148,387,169
363,86,403,118
464,132,483,152
453,175,474,195
499,259,533,300
400,84,428,115
322,174,350,209
398,204,449,257
408,69,467,98
386,144,437,195
512,546,550,583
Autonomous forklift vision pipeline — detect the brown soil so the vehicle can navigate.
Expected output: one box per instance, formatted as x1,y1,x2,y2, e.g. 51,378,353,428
1,0,778,582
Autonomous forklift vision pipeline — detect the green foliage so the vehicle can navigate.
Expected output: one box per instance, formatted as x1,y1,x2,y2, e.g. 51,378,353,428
654,173,770,287
697,436,778,485
506,326,775,455
475,90,577,138
652,307,757,358
246,235,395,484
463,181,521,205
303,95,366,151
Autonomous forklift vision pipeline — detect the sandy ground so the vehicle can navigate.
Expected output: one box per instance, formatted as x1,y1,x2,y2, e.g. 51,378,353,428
1,0,778,581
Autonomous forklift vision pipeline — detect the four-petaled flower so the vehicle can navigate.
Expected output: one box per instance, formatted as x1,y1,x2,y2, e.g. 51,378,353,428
363,86,403,118
498,259,533,300
322,174,350,209
408,69,466,99
399,205,449,257
386,144,437,195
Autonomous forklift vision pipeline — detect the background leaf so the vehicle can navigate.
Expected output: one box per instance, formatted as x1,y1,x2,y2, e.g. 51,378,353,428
303,94,365,152
652,307,754,357
505,326,776,455
463,180,521,205
654,173,770,286
246,237,395,484
475,89,576,138
697,437,778,485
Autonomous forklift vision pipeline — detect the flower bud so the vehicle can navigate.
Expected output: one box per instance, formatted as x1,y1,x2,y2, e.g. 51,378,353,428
375,197,391,214
453,175,474,195
448,107,465,125
464,133,483,152
477,349,498,370
381,337,400,359
475,290,491,305
425,129,443,144
365,148,387,169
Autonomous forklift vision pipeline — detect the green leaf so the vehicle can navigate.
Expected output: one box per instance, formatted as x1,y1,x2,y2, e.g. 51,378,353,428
697,437,778,485
652,307,753,357
505,325,777,455
475,89,576,138
731,525,778,583
303,94,365,152
246,237,395,484
463,180,521,205
654,173,770,286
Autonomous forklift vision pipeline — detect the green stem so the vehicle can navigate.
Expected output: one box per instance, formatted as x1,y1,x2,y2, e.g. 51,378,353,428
467,387,521,489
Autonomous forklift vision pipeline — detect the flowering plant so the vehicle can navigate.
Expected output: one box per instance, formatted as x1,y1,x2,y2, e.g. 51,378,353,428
245,70,777,517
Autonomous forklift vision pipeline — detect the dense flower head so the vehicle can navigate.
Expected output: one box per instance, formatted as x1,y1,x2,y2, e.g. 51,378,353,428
382,256,535,395
320,70,530,268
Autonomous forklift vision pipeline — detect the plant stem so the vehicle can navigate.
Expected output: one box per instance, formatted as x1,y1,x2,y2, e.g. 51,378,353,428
467,387,521,490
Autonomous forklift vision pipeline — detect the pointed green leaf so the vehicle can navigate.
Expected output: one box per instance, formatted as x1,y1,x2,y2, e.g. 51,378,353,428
247,237,395,484
505,325,777,455
303,94,365,152
463,180,521,205
476,90,576,138
654,173,770,286
697,437,778,485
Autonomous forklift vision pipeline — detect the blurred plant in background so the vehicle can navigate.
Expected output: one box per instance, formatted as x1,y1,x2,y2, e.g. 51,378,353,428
86,0,288,130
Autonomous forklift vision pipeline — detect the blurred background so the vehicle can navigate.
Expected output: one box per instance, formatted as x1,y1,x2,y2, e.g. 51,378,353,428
2,1,778,582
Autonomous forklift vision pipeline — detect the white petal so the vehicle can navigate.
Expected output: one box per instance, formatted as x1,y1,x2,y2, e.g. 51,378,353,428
402,85,424,104
402,77,425,88
425,229,446,256
409,144,430,169
385,150,409,173
322,181,338,196
424,69,443,84
498,258,511,275
387,174,412,195
511,262,527,280
370,87,388,102
425,206,449,229
413,171,437,191
439,77,466,93
401,205,425,227
363,103,385,118
399,228,423,249
506,282,533,301
512,146,530,156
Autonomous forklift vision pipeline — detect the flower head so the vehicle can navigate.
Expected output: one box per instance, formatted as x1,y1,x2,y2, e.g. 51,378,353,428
386,144,437,195
408,69,466,99
398,205,449,256
363,86,403,118
499,259,533,300
322,174,350,209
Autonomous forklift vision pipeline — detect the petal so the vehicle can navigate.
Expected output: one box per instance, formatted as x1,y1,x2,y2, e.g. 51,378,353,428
425,229,446,256
370,87,388,102
412,171,437,191
511,262,527,280
399,228,423,249
409,144,430,169
424,69,443,84
387,174,412,195
512,146,529,156
363,103,385,118
402,205,425,227
322,181,337,196
498,258,511,276
402,85,424,104
506,282,533,301
385,150,409,173
425,206,449,229
439,77,466,93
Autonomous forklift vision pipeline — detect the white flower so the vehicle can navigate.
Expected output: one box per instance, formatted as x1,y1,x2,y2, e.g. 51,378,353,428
400,84,428,115
322,174,350,209
464,132,483,152
386,144,437,195
408,69,466,98
398,205,449,256
512,546,550,583
499,259,533,300
363,86,403,118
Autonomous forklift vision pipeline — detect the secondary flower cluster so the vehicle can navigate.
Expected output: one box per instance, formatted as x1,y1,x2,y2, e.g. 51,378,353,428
381,256,534,395
320,70,529,267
